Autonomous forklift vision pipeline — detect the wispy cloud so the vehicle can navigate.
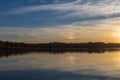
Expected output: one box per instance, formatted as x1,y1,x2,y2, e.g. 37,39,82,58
1,0,120,27
1,0,120,43
6,0,120,27
11,0,120,15
0,17,120,43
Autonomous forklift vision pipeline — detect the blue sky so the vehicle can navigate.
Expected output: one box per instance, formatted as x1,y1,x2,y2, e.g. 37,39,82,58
0,0,120,43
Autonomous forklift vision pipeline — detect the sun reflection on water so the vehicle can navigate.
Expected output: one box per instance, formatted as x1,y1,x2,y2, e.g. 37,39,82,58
68,56,75,61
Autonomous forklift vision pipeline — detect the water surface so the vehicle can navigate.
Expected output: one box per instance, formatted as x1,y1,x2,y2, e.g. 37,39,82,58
0,51,120,80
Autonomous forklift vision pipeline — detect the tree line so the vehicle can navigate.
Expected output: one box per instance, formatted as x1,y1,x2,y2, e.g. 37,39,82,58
1,40,120,49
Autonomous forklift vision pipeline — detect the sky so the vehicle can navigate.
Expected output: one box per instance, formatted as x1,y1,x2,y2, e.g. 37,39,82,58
0,0,120,43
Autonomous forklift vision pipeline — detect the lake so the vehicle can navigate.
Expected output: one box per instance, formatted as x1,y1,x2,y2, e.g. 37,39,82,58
0,51,120,80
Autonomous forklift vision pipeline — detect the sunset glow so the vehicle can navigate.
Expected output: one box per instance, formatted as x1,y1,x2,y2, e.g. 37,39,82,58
1,1,120,80
0,0,120,43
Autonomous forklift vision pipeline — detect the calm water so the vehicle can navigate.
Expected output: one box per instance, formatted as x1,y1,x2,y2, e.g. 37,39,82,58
0,51,120,80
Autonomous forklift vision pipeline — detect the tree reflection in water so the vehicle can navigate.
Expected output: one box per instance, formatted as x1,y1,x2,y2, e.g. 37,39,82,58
0,48,120,58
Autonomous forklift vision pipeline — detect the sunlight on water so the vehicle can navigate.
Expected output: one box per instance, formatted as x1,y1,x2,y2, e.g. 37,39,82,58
0,51,120,80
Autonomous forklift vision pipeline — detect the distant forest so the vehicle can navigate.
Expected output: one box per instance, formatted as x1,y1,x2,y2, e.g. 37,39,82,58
1,40,120,49
1,41,120,57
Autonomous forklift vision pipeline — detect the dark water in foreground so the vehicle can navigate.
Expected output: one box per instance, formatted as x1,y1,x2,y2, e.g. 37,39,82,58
0,51,120,80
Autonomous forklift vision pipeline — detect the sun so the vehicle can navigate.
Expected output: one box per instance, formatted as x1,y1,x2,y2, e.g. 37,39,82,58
114,32,120,38
112,31,120,42
113,32,120,37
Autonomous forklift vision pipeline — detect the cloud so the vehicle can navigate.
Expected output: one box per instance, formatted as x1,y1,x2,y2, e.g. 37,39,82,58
11,0,120,14
0,18,120,43
1,0,120,42
5,0,120,27
1,0,120,27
